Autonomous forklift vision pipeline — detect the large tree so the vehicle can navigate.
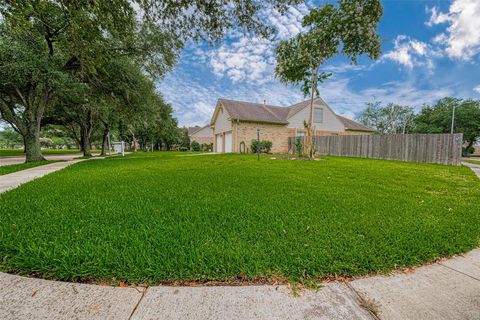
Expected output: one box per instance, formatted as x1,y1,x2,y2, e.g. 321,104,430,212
275,0,382,157
0,0,299,162
414,97,480,149
358,102,415,134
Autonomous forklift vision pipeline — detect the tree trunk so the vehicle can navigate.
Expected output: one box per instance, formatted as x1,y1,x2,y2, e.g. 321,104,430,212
100,125,109,156
24,125,45,162
80,109,94,157
81,126,92,157
306,64,320,159
79,134,85,152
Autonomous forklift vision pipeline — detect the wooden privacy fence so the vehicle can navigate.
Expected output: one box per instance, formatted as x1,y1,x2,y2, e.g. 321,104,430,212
288,133,463,165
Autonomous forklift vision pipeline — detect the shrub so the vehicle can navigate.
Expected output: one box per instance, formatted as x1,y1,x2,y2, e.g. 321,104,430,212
261,140,272,153
191,141,200,151
251,140,260,153
179,146,189,152
251,140,273,153
294,138,303,156
201,143,213,152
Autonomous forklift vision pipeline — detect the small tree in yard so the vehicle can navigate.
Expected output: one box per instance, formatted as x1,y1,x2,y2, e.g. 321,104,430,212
275,0,383,158
190,141,200,151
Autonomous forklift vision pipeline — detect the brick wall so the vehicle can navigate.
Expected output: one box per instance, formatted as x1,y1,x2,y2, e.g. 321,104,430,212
233,123,372,154
235,122,294,153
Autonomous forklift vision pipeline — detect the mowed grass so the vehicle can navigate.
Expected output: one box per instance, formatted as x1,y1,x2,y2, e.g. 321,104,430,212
0,161,63,176
0,152,479,284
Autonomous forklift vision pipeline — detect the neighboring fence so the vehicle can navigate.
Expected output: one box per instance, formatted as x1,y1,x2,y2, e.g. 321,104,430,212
288,133,463,165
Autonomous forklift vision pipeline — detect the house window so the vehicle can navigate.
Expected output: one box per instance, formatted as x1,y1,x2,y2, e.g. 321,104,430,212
296,131,305,138
314,107,323,123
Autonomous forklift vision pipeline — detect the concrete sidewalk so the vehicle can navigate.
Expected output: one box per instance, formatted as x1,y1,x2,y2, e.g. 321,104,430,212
0,249,479,320
0,160,83,193
0,154,82,166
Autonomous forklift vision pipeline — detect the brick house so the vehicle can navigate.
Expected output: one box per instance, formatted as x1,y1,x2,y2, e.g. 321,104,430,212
188,125,214,145
210,97,375,153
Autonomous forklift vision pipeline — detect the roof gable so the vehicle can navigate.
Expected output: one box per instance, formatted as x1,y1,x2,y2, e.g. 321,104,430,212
209,97,375,131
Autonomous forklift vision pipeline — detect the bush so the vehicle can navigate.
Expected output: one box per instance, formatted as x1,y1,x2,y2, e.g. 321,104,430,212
262,140,272,153
179,146,189,151
201,143,213,152
251,140,273,153
190,141,200,151
294,138,303,156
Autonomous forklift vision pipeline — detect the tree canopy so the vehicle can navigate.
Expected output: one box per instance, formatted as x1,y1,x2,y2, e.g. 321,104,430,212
0,0,301,161
275,0,383,157
413,97,480,148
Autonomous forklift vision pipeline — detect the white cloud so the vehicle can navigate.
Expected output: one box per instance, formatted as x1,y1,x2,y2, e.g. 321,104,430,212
200,4,308,85
474,85,480,94
426,0,480,60
382,35,437,70
159,62,454,126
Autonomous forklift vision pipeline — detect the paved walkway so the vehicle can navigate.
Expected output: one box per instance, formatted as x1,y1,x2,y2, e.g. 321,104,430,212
0,249,479,320
0,160,83,193
0,154,82,166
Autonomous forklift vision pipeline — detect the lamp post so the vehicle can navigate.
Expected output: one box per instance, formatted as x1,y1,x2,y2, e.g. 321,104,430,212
257,128,260,161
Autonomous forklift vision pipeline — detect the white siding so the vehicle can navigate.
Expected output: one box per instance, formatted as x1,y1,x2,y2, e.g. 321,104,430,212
287,101,345,132
191,126,213,139
224,132,232,152
213,107,232,134
215,134,223,153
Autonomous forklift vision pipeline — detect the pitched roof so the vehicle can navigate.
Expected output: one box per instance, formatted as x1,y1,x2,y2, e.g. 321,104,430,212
187,126,201,135
337,116,375,132
188,125,211,136
218,98,288,124
214,97,374,132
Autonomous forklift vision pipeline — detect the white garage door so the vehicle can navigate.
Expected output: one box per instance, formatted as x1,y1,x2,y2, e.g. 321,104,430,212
216,134,223,153
224,132,232,153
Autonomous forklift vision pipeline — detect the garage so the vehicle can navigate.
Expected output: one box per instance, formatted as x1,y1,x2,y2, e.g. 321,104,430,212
224,132,232,153
215,134,223,153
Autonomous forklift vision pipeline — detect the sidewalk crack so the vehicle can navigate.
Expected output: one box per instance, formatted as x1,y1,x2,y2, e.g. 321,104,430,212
439,263,480,282
344,282,381,320
128,286,149,320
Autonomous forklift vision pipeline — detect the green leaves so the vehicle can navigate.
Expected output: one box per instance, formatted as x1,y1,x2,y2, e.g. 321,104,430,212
413,97,480,145
275,0,383,95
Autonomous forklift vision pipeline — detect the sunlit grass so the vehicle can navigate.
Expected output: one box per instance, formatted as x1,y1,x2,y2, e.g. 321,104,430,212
0,152,479,284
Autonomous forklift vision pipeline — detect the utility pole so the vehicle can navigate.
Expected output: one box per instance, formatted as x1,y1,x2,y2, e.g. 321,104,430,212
451,104,456,134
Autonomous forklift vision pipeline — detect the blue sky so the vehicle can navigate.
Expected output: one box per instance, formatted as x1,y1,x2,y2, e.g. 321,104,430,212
158,0,480,127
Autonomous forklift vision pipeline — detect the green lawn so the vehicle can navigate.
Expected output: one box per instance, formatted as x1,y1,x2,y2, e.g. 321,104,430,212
0,161,63,176
0,149,100,157
0,152,479,285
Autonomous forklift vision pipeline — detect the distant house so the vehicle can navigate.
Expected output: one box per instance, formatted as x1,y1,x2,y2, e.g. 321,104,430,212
188,125,214,145
209,97,374,153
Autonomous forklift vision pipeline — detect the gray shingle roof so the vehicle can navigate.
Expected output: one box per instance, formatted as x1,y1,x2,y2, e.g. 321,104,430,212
188,125,211,136
218,99,288,124
216,97,374,132
337,116,376,132
187,126,201,135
